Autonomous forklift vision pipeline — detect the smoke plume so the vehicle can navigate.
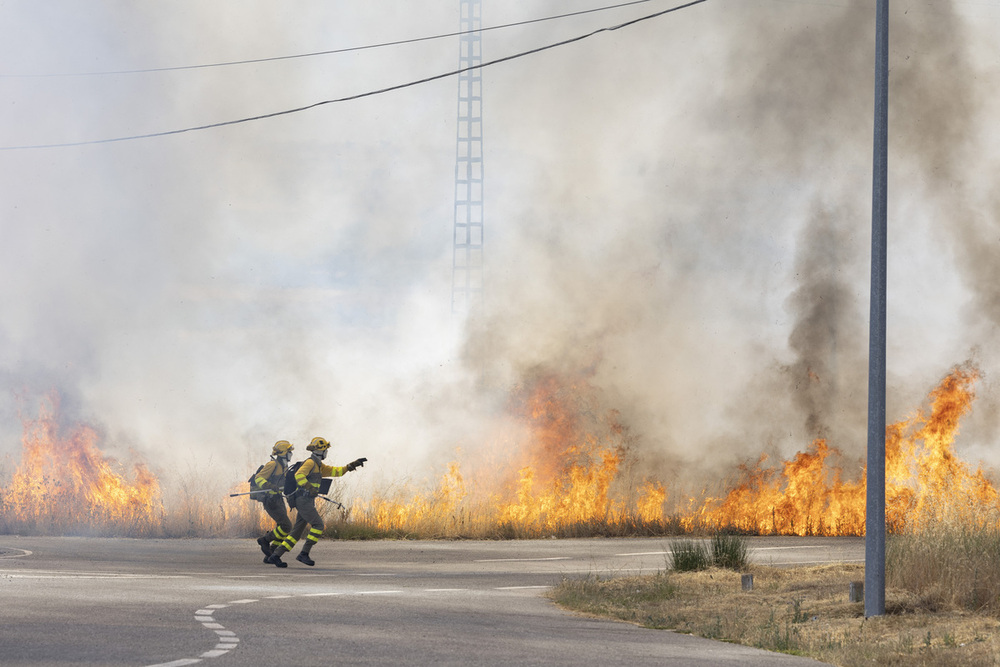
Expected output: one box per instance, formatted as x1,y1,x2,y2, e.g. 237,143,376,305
0,0,998,502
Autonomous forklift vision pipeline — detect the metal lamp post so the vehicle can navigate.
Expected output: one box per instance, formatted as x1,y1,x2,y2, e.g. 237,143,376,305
865,0,890,619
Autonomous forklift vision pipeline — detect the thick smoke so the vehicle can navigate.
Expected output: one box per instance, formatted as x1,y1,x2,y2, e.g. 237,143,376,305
472,0,1000,482
0,1,998,503
783,203,867,445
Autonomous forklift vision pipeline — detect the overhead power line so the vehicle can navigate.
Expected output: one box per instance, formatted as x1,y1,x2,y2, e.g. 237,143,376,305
0,0,708,151
2,0,684,78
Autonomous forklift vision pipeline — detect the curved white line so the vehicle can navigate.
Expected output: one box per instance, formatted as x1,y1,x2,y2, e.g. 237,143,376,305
0,548,33,559
146,583,546,666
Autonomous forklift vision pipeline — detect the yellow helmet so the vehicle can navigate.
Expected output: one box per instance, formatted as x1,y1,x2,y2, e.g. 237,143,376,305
272,440,294,457
307,437,331,452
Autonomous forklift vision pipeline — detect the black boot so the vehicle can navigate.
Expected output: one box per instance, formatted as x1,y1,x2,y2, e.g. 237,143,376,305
267,546,288,568
257,535,273,558
296,552,315,566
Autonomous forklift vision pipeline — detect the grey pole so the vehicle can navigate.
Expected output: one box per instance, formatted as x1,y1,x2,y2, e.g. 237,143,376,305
865,0,889,618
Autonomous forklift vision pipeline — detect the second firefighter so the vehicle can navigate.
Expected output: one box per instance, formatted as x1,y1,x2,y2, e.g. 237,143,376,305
253,440,295,561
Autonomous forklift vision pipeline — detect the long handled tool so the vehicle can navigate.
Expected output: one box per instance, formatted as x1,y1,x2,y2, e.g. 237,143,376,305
317,495,345,510
281,488,345,509
228,490,269,498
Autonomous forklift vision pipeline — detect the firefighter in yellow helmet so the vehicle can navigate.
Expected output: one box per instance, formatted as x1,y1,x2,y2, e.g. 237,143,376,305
266,437,366,567
253,440,295,561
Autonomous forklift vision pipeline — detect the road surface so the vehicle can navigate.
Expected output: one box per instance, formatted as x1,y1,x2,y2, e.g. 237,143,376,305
0,535,862,666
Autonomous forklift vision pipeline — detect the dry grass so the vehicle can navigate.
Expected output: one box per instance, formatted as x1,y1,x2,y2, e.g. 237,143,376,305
888,524,1000,616
550,563,1000,666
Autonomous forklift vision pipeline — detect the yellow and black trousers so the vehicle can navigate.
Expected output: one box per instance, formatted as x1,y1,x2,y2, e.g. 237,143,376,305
273,493,324,556
261,493,292,548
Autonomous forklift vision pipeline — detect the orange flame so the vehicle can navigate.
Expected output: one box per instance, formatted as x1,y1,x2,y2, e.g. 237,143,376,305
689,440,865,535
361,372,666,536
0,396,163,535
359,364,997,538
693,365,998,535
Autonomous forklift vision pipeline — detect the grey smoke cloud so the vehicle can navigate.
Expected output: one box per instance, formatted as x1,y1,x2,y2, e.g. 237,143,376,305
1,0,998,500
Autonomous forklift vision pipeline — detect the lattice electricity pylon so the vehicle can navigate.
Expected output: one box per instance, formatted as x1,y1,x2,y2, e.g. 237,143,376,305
451,0,484,314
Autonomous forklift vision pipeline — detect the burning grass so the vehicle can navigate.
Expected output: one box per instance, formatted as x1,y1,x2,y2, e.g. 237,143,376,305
342,371,682,539
341,363,1000,540
3,364,1000,543
0,395,273,538
0,397,162,537
690,364,994,536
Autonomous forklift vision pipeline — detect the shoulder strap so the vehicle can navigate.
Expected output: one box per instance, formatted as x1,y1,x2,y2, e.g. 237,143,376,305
268,460,286,484
283,460,305,495
248,463,265,485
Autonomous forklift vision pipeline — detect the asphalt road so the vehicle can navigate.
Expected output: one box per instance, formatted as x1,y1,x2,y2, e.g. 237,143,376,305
0,536,862,666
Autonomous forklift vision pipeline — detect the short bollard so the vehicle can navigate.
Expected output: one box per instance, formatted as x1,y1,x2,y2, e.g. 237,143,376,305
741,573,754,591
849,581,864,603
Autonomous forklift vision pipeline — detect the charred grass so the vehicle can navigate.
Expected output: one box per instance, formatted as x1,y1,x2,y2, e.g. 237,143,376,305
551,546,1000,666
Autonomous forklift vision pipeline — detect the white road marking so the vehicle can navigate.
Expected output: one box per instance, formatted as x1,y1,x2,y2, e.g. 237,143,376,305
199,650,230,658
769,559,865,565
0,548,33,559
1,570,189,580
755,546,830,551
614,546,855,557
148,581,556,666
475,557,571,562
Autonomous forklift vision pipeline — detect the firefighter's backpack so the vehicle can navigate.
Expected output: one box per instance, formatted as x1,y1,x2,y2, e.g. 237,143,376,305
247,464,265,502
283,460,305,496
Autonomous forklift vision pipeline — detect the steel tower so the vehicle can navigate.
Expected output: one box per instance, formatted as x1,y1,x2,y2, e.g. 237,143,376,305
451,0,484,313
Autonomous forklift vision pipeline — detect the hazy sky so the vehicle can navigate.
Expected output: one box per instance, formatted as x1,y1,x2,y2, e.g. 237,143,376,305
1,0,999,497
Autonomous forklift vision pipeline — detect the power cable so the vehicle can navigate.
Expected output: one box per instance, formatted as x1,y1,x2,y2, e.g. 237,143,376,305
3,0,684,78
0,0,708,151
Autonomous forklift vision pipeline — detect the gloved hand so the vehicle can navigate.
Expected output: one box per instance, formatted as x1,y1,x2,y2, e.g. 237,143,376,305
346,457,368,472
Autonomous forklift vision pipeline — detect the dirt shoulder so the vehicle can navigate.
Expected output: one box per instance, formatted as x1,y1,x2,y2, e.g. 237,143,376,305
549,563,1000,666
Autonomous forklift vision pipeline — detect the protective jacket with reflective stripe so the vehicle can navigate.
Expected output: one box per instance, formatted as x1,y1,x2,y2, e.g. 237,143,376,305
295,457,347,496
255,459,287,494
